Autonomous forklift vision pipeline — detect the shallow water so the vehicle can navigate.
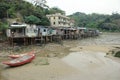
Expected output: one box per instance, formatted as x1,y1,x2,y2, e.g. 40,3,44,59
62,51,120,80
79,33,120,45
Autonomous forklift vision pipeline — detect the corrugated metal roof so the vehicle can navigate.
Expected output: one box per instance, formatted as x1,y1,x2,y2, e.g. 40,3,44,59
9,24,26,29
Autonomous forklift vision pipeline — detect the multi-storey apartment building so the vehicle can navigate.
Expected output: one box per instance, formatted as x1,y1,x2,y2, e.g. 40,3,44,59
46,13,74,27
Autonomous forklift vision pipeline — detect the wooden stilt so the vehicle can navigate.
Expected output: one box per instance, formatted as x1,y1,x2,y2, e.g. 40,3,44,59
24,38,26,46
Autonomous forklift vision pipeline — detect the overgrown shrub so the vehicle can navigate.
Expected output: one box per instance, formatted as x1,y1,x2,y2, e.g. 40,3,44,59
114,51,120,58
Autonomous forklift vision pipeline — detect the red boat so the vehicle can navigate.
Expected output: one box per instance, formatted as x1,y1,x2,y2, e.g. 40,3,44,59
2,53,35,67
8,51,34,59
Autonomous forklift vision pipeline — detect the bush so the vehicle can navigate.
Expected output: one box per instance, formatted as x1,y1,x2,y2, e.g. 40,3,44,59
115,51,120,58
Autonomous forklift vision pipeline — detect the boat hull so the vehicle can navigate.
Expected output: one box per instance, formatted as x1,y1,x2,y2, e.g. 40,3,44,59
8,51,34,59
2,54,35,67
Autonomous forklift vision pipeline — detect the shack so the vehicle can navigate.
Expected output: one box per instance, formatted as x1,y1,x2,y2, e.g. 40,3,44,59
6,23,38,38
77,27,87,38
61,27,78,39
7,22,38,46
35,26,53,43
6,23,100,46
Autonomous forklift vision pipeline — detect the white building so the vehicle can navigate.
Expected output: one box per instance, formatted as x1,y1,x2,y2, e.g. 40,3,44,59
46,13,74,27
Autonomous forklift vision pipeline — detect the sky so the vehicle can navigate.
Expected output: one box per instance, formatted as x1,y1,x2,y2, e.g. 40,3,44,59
46,0,120,15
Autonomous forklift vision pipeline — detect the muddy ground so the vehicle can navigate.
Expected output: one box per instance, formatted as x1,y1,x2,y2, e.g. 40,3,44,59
0,32,120,80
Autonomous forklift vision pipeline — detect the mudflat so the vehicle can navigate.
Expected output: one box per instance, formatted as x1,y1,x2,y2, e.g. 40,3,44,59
0,33,120,80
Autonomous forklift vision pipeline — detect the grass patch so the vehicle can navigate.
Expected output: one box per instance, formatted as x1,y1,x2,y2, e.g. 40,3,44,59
34,57,49,65
114,51,120,58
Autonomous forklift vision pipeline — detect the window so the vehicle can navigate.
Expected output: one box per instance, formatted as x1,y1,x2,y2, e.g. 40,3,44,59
34,29,37,33
18,28,23,33
59,17,60,19
44,29,46,32
59,22,60,24
53,22,55,25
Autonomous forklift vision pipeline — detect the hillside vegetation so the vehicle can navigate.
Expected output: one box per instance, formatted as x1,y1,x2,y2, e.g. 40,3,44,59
69,12,120,32
0,0,120,34
0,0,64,33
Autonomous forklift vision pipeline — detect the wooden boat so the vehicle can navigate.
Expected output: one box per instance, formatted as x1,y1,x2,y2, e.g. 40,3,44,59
2,53,35,67
8,51,34,59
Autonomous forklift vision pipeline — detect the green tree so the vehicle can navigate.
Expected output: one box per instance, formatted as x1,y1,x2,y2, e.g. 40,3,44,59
8,7,16,18
24,15,41,25
0,21,8,35
48,7,65,14
0,3,10,18
39,16,50,26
